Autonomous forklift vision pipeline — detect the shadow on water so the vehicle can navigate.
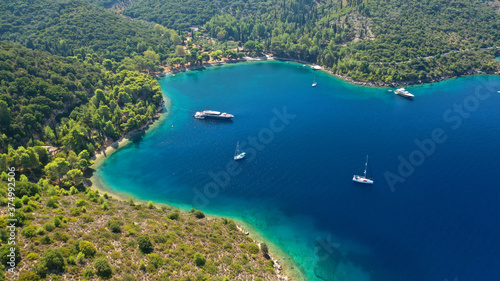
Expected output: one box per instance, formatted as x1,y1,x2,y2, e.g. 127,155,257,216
196,119,234,125
351,183,374,193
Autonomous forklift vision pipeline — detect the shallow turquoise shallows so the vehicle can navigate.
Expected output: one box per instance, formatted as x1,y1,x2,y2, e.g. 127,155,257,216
96,61,500,281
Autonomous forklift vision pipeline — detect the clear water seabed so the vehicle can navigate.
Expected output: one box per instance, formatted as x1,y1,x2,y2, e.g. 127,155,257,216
96,61,500,281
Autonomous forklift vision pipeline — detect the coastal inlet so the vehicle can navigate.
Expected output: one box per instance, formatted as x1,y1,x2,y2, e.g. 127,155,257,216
96,61,500,281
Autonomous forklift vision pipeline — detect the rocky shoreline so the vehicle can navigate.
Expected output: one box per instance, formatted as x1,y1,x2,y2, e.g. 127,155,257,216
236,225,291,281
158,55,499,88
156,56,272,77
329,69,500,88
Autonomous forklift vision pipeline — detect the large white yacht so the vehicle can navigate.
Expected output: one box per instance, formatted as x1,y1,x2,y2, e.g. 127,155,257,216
193,110,234,120
394,88,414,99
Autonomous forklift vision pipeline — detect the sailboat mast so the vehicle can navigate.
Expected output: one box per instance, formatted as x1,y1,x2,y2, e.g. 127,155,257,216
235,141,239,157
364,155,368,178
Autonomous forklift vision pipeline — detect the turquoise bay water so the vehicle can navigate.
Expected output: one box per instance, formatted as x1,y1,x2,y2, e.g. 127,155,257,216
97,61,500,281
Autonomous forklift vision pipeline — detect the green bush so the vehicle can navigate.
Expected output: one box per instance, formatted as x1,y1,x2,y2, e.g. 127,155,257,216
167,211,179,220
67,256,76,265
246,243,259,254
108,222,122,233
75,199,89,207
147,253,163,269
36,227,45,236
46,198,58,208
21,195,30,205
70,208,81,216
18,271,41,281
43,222,55,232
53,216,61,227
54,232,70,242
260,242,269,255
94,257,112,279
193,253,206,267
11,210,27,226
78,241,97,257
23,204,35,212
137,236,153,253
42,249,65,271
69,186,78,195
21,226,38,238
226,220,237,231
40,235,53,244
147,201,155,209
13,198,23,208
32,262,47,278
16,181,40,197
27,253,40,260
194,210,205,219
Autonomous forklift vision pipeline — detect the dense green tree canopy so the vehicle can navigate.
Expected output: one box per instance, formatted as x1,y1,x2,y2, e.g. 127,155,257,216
121,0,500,82
0,0,176,61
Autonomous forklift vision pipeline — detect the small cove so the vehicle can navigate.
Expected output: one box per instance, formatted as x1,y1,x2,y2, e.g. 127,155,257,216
95,61,500,281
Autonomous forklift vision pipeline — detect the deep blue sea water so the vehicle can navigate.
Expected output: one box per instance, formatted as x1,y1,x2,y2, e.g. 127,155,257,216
96,61,500,281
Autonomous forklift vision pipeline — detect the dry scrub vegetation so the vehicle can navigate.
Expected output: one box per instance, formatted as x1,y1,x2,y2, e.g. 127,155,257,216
0,186,280,281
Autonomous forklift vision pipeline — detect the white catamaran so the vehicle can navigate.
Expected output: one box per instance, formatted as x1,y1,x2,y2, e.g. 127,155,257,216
352,155,374,184
234,141,246,160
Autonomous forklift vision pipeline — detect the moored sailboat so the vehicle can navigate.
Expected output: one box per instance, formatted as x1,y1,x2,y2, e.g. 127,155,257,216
234,141,246,160
352,155,373,184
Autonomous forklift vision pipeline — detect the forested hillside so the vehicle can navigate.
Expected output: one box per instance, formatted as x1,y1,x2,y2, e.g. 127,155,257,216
2,0,498,83
330,0,500,82
122,0,233,31
0,0,176,62
121,0,500,83
0,41,162,150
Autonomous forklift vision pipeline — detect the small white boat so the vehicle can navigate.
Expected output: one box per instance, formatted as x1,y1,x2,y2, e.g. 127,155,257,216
352,155,373,184
312,77,317,87
234,141,246,160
